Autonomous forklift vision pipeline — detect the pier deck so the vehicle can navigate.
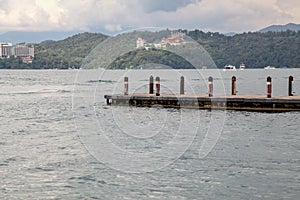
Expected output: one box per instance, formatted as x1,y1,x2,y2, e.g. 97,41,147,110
104,94,300,112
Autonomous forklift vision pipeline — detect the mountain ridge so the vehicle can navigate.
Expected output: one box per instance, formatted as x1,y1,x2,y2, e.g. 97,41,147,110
259,23,300,32
0,31,80,44
1,23,300,44
1,27,300,69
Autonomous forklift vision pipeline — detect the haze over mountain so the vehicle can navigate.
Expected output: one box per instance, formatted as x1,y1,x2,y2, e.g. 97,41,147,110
259,23,300,33
1,23,299,44
0,31,79,44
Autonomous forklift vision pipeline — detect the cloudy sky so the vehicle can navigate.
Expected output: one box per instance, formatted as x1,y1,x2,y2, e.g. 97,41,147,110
0,0,300,34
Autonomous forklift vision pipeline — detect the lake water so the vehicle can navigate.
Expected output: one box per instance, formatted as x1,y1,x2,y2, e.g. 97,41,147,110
0,69,300,199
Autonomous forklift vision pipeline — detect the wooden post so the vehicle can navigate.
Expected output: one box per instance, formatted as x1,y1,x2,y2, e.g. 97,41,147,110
180,76,184,95
267,76,272,98
156,76,160,96
288,76,294,96
208,76,213,97
232,76,237,95
149,76,154,94
106,98,111,105
124,77,128,95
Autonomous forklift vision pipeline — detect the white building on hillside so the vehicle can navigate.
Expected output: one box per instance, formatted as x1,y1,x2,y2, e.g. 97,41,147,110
136,37,147,48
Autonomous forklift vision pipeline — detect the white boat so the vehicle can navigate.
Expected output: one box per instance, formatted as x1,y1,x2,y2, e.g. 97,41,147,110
264,66,276,69
223,65,236,71
239,63,246,70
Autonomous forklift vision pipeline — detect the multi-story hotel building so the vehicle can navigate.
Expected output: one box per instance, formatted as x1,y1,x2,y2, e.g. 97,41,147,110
12,43,34,58
0,43,13,58
0,43,34,59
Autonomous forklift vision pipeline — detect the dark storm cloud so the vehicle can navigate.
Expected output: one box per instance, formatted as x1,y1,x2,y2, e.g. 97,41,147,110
140,0,200,13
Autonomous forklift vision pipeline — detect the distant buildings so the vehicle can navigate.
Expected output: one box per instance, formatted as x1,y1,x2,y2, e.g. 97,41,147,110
0,43,13,58
13,43,34,58
136,37,147,48
0,42,34,63
136,32,185,49
161,33,185,47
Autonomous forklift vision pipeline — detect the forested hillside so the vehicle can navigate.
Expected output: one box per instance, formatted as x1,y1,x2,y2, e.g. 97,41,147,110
33,32,108,69
1,30,300,69
108,48,194,69
110,30,300,69
186,29,300,68
0,32,108,69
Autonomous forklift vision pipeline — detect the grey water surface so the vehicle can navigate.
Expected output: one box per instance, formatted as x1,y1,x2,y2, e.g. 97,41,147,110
0,69,299,199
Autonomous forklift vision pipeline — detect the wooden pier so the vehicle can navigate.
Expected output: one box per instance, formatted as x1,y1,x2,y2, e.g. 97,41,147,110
104,76,300,112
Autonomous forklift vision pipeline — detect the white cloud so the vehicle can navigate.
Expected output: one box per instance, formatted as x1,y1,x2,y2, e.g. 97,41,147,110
35,0,64,24
0,0,65,31
0,0,299,33
0,0,127,31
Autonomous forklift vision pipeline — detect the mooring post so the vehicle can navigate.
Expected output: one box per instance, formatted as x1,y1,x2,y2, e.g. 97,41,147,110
208,76,213,97
180,76,184,95
232,76,237,95
124,76,128,95
156,76,160,96
267,76,272,98
106,98,111,105
288,76,294,96
149,75,154,94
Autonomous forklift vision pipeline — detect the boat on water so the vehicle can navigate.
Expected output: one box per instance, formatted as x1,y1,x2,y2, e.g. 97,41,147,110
264,66,276,69
223,65,236,71
239,63,246,70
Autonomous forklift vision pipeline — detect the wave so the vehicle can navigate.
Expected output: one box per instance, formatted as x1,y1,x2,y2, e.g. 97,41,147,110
0,89,72,95
87,79,116,83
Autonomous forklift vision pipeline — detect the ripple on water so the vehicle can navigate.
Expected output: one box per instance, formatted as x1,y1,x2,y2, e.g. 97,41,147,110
0,69,300,199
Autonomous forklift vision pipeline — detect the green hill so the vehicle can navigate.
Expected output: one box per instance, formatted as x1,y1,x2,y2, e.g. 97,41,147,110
186,29,300,68
0,32,108,69
108,48,195,69
108,30,300,69
1,30,300,69
33,32,108,69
